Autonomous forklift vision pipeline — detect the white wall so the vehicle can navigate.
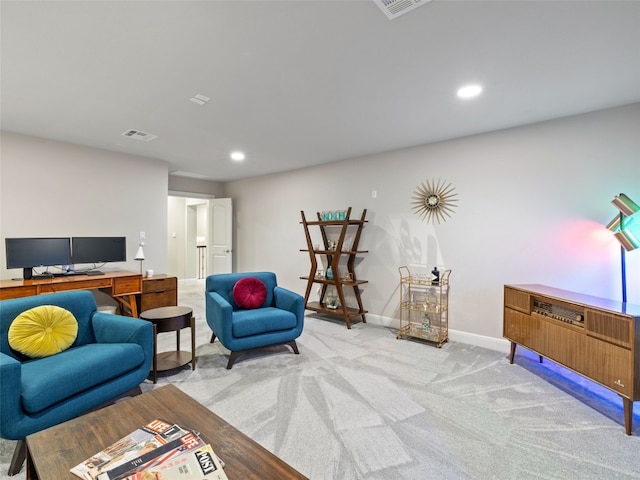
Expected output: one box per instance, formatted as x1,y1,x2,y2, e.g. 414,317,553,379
223,104,640,341
167,196,188,279
0,132,169,278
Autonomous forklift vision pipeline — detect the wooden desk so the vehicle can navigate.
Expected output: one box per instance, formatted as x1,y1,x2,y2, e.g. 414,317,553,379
26,384,309,480
0,271,142,317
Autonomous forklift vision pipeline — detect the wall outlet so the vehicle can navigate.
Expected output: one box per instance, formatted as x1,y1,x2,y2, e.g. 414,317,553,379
139,231,146,241
371,190,377,199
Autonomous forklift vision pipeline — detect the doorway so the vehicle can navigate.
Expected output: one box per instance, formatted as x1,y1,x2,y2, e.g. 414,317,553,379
167,196,232,279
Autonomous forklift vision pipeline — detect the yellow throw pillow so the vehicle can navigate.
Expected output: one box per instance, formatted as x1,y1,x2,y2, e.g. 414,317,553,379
8,305,78,358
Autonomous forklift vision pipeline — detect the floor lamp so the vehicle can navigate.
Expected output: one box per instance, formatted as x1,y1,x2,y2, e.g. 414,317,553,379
606,193,640,303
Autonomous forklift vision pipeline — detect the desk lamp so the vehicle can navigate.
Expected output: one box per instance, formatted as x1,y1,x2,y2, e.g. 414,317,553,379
134,243,145,276
606,193,640,303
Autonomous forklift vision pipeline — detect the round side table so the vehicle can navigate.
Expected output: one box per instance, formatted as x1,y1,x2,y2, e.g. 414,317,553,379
139,306,196,383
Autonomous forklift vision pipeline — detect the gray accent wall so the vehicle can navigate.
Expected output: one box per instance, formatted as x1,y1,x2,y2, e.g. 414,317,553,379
222,104,640,342
1,104,639,345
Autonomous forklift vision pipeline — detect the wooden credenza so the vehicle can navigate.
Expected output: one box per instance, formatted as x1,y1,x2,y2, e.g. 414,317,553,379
139,275,178,313
0,271,142,317
504,284,640,435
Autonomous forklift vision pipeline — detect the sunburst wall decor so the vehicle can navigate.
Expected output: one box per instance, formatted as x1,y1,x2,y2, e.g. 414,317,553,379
411,178,459,223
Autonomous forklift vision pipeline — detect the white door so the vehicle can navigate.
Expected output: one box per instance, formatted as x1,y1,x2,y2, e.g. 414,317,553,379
209,198,232,274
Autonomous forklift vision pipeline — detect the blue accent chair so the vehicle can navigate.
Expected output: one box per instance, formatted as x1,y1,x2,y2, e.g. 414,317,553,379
205,272,304,369
0,290,153,475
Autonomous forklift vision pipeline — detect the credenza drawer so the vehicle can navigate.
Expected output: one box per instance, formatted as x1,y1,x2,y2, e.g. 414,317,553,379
504,307,541,351
0,285,38,300
143,277,177,293
113,276,142,295
582,335,632,396
139,276,178,312
40,278,112,293
141,291,178,312
585,309,632,349
504,287,531,314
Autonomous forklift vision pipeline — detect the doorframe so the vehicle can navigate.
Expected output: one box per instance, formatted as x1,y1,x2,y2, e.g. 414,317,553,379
167,192,233,279
168,191,215,280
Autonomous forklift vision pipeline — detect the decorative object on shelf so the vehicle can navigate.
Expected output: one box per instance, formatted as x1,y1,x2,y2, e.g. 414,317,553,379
421,312,431,333
134,243,145,275
411,178,458,223
326,288,339,309
321,210,348,221
606,193,640,302
326,266,334,280
397,265,450,347
431,266,440,285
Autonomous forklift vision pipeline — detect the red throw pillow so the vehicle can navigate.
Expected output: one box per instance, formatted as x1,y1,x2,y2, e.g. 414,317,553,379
233,277,267,309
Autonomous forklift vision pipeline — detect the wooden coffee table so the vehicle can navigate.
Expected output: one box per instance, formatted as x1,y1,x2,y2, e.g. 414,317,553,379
25,385,308,480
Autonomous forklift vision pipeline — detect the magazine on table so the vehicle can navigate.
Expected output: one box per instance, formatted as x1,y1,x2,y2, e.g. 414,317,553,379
95,431,206,480
69,419,190,480
122,444,229,480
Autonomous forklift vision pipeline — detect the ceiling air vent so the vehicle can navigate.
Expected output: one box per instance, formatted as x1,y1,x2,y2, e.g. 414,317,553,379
121,129,158,142
372,0,432,20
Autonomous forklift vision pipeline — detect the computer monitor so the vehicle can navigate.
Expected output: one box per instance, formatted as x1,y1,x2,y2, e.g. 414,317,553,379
5,237,72,280
71,237,127,264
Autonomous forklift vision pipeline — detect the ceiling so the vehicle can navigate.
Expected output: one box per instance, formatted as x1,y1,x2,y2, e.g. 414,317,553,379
2,1,639,182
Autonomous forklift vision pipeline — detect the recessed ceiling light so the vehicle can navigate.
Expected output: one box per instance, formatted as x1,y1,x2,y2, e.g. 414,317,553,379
457,84,483,99
230,151,245,161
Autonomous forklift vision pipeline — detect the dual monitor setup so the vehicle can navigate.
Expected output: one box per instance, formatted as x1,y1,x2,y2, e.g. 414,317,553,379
5,236,127,280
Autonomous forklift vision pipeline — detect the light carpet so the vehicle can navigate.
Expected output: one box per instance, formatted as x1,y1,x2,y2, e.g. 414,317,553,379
2,279,640,479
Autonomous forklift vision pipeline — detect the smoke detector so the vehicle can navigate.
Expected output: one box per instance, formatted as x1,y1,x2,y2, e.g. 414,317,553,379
372,0,432,20
121,129,158,142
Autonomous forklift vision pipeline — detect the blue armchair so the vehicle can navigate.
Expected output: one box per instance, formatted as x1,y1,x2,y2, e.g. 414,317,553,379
0,290,153,475
205,272,304,369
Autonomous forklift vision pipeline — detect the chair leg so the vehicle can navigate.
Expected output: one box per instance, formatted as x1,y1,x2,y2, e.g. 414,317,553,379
210,333,216,343
226,341,298,369
226,351,239,369
8,439,26,476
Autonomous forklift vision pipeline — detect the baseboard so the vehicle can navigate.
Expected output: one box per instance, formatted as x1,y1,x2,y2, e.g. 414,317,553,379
447,329,511,353
365,313,511,354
